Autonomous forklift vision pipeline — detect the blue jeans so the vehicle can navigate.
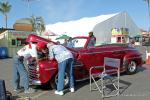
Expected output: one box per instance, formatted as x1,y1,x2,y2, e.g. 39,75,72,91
57,58,74,91
12,54,29,91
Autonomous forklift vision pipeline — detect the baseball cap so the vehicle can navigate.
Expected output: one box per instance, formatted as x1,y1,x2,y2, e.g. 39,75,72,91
37,42,46,49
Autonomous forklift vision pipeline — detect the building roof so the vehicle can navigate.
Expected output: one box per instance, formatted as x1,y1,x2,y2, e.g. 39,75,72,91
14,18,32,25
13,18,33,31
0,28,14,34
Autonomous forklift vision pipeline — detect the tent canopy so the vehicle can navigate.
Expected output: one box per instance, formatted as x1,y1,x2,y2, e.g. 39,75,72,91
46,13,118,37
56,34,70,40
46,11,140,44
93,12,140,44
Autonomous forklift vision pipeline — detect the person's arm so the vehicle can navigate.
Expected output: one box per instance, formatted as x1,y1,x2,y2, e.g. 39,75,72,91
48,47,54,60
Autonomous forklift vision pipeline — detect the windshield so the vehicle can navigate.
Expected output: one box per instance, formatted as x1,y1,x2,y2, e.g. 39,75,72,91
70,38,87,48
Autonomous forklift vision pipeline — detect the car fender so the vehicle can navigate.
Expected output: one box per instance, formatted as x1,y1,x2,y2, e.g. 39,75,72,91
38,59,58,84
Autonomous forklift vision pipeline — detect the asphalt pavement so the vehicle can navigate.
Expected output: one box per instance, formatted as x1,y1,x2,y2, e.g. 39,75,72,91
0,57,150,100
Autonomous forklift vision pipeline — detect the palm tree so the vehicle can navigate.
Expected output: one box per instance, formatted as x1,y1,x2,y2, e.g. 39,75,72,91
30,15,36,31
30,16,45,35
38,16,45,33
0,1,11,28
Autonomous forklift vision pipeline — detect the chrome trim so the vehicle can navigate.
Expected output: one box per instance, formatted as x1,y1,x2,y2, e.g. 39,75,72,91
44,68,57,71
80,49,137,55
76,77,89,82
73,64,84,67
27,64,39,80
125,56,142,60
31,80,41,85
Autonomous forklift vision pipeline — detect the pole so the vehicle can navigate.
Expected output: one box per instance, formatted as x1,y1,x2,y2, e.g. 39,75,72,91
146,0,150,52
23,0,37,16
27,0,30,16
147,0,150,31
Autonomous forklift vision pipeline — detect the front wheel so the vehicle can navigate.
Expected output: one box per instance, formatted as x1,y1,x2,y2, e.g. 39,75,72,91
50,72,69,89
126,61,137,75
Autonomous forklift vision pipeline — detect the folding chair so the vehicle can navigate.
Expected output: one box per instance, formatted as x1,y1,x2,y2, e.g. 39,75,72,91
89,57,120,98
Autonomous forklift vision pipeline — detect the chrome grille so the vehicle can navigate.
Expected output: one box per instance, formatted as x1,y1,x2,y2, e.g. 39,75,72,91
27,63,39,82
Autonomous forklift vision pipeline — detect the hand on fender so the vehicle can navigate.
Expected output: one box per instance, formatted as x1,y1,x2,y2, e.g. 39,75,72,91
18,56,24,62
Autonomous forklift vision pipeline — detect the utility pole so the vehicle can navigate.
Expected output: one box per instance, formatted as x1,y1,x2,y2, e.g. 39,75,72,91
22,0,37,16
144,0,150,31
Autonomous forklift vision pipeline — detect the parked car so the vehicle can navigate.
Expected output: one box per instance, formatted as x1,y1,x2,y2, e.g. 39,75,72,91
26,34,144,89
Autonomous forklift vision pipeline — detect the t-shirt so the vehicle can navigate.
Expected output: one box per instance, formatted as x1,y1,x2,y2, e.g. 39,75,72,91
88,35,96,47
48,45,73,63
17,43,37,59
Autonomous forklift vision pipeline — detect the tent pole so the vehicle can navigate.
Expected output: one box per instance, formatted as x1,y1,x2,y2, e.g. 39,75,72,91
125,12,127,27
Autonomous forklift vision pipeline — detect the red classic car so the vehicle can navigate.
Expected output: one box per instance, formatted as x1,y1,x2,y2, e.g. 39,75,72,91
26,34,144,88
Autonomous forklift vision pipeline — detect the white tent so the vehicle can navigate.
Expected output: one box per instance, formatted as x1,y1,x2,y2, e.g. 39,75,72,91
46,13,117,37
93,12,141,44
46,11,140,44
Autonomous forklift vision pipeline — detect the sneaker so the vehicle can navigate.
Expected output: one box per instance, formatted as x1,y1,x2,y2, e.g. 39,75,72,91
24,88,35,93
13,88,22,93
70,88,75,93
55,91,64,96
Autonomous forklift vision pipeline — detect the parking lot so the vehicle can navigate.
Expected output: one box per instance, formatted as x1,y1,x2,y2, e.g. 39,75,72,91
1,58,150,100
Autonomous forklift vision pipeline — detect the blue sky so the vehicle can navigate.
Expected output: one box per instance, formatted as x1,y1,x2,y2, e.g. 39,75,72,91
0,0,149,30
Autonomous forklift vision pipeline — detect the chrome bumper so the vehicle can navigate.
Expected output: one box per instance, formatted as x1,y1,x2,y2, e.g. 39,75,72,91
31,80,41,85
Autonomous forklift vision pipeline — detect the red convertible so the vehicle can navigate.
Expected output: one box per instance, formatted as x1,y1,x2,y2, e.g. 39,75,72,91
26,34,144,88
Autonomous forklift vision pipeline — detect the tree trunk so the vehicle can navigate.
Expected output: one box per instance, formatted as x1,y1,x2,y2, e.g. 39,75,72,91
5,14,7,29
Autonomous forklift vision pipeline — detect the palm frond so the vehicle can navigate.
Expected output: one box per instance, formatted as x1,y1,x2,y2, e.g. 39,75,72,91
0,1,11,28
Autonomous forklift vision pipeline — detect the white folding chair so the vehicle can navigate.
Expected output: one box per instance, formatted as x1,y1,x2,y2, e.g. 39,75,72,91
89,57,120,98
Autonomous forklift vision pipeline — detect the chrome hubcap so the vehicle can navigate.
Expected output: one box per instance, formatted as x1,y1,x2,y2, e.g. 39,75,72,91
128,61,136,72
55,73,69,86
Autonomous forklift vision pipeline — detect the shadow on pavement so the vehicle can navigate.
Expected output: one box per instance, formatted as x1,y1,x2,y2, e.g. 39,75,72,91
73,75,132,96
136,64,150,73
119,79,132,95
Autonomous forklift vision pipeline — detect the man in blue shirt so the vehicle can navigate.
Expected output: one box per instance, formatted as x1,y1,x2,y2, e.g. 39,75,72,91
66,37,75,48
